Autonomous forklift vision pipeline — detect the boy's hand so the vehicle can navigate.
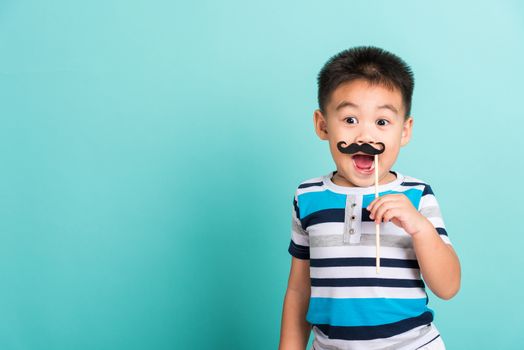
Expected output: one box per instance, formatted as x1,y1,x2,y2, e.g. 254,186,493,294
366,194,428,237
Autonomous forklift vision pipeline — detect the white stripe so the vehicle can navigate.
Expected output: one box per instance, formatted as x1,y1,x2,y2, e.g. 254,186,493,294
310,266,420,280
291,230,309,246
420,206,442,218
419,193,438,207
310,286,427,299
361,222,408,235
308,222,344,236
300,176,324,185
427,217,445,228
309,222,410,238
440,235,452,245
311,246,416,260
402,175,426,184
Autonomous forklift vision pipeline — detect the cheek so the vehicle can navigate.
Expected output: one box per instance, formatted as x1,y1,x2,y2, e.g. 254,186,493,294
328,141,348,162
327,126,346,139
382,132,403,151
381,145,401,164
329,141,341,157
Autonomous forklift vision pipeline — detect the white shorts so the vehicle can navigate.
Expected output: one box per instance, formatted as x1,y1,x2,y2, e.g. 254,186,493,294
417,334,445,350
310,324,446,350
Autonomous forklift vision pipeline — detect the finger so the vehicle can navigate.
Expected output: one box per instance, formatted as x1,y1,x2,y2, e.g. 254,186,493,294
367,196,387,213
368,196,401,220
382,208,401,223
375,199,406,223
368,198,385,220
372,201,398,223
367,194,401,212
367,198,378,212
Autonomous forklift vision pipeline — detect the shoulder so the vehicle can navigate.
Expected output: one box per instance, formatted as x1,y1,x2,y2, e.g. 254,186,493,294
294,174,328,194
397,174,435,196
292,173,331,207
297,175,325,189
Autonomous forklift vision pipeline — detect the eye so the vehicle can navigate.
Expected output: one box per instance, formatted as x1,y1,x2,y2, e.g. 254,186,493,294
345,116,358,124
376,119,389,126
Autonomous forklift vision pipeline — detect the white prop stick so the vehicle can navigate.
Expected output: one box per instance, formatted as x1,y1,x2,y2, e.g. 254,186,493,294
374,154,380,274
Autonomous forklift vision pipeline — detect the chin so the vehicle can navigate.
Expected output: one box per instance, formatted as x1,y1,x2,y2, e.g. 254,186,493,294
336,171,374,188
353,178,375,188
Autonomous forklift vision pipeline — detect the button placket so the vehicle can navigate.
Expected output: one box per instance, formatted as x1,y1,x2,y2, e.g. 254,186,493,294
343,195,357,244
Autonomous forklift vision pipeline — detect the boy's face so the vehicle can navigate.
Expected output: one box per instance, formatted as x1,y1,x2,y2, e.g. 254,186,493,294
314,79,413,187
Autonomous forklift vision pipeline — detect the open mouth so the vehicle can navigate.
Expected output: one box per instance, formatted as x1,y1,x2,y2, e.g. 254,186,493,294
352,154,375,173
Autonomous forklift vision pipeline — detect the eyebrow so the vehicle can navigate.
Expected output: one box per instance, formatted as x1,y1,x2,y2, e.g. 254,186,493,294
335,101,399,114
378,104,399,114
335,101,358,111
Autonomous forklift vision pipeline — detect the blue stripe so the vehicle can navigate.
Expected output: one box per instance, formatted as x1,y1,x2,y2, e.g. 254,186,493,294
307,298,430,327
311,278,424,288
362,188,423,208
288,240,309,259
299,188,423,223
297,190,346,219
361,189,423,222
301,208,344,229
313,311,434,340
400,182,434,197
310,257,419,269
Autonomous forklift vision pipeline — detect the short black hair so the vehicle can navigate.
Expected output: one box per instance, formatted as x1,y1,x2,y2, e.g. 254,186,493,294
317,46,414,118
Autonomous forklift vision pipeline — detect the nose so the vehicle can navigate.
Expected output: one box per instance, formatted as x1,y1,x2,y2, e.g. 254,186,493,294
354,125,376,145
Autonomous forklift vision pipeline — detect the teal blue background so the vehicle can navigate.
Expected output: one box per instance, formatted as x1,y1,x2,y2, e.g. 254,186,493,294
1,1,523,349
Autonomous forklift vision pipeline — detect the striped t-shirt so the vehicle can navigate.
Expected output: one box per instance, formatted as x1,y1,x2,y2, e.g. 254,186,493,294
288,170,451,350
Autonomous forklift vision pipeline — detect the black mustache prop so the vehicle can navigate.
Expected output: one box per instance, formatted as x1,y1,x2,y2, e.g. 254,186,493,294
336,141,386,155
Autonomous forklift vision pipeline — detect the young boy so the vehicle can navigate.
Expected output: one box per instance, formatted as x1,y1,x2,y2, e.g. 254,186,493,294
279,47,461,350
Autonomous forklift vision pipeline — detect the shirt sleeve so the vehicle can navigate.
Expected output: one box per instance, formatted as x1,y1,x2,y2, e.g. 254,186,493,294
287,190,310,259
418,185,452,245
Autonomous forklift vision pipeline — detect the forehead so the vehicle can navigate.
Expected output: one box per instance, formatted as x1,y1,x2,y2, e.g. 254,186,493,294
327,79,405,116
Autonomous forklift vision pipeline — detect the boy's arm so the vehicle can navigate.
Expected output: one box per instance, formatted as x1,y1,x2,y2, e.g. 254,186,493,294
367,193,461,300
410,220,461,300
279,256,312,350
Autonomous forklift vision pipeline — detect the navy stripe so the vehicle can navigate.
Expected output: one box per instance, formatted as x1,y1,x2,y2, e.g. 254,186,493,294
298,181,324,189
422,185,434,196
436,227,448,236
311,257,419,269
400,181,434,196
314,311,433,341
311,278,424,288
293,197,300,219
288,240,310,259
361,208,372,222
301,208,344,230
400,181,426,187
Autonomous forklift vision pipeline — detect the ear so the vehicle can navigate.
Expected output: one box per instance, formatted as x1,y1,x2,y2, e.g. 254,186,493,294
314,109,329,140
400,116,413,147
